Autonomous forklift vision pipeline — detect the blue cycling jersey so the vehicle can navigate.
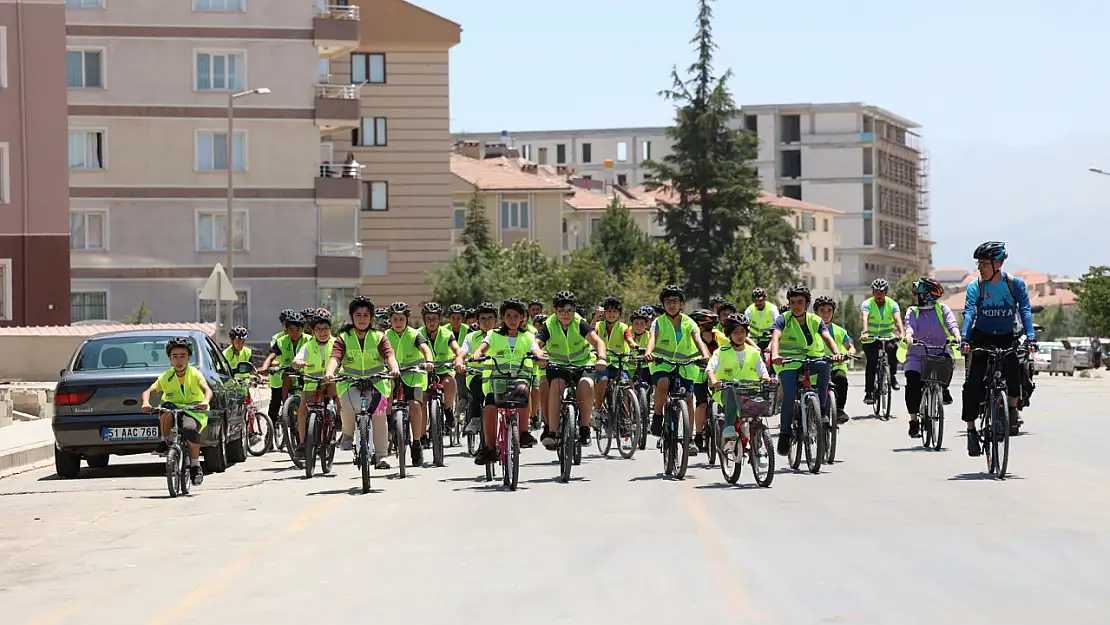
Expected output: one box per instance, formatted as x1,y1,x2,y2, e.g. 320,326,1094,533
961,273,1035,339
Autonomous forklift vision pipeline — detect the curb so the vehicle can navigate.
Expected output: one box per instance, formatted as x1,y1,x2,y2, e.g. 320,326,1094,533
0,441,54,479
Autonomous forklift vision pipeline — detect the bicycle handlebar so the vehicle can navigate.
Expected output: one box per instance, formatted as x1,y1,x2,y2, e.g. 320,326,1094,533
470,354,537,376
651,356,706,367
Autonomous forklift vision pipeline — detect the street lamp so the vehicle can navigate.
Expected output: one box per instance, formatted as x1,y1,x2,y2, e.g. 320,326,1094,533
224,87,271,343
1089,167,1110,176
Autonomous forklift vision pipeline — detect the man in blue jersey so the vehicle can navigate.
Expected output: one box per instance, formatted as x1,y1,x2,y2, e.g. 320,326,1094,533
960,241,1036,456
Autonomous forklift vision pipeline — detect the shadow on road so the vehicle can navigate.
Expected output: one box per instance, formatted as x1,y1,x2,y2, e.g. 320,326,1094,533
306,486,382,495
37,462,166,482
892,446,941,453
694,481,761,490
522,475,588,484
453,483,530,492
948,472,1025,481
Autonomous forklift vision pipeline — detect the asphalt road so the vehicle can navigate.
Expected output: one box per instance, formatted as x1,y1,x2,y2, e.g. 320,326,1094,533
2,372,1109,625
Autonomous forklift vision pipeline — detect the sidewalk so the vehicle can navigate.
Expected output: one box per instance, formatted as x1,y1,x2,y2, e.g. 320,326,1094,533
0,419,55,478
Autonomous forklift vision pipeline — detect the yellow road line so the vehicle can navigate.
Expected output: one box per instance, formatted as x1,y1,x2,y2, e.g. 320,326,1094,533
683,487,761,621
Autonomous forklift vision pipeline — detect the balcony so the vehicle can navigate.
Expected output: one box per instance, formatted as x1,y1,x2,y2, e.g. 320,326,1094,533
315,163,362,204
316,252,361,280
314,3,360,58
315,82,360,132
318,242,363,258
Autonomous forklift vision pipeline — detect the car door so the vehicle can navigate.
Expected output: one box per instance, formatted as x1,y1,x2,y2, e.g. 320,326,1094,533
203,336,241,435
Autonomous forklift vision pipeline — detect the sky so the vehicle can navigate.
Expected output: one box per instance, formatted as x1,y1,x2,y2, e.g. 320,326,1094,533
414,0,1109,276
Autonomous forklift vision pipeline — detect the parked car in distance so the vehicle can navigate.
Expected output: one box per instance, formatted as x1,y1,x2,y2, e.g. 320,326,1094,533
52,329,253,478
1031,341,1063,373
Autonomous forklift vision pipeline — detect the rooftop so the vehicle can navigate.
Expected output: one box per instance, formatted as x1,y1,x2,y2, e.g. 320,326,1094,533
0,323,217,337
740,102,920,129
564,186,656,211
450,154,573,192
631,185,843,214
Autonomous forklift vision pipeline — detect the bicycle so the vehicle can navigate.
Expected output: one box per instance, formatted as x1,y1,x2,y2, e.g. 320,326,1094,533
822,354,859,465
715,381,777,487
264,366,307,470
158,402,204,498
864,336,898,420
244,377,273,457
632,358,653,451
424,360,458,468
386,365,429,479
332,372,392,494
970,345,1019,478
544,362,595,483
299,373,342,479
779,356,833,474
913,341,956,451
651,356,704,480
594,350,644,460
473,355,536,490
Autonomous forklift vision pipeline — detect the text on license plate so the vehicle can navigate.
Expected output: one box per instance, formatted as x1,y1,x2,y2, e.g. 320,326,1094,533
102,426,160,441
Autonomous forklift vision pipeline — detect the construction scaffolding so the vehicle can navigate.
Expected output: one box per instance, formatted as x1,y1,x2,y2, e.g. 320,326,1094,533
917,149,933,271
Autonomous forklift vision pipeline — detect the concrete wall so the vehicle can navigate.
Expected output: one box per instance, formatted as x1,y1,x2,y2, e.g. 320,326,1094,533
0,336,85,382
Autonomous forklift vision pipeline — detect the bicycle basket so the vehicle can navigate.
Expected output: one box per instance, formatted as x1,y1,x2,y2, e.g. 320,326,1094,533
922,354,954,385
490,375,531,408
727,383,774,418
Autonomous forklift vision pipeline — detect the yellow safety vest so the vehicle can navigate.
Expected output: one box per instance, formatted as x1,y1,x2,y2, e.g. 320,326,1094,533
710,345,761,403
650,314,700,379
223,346,252,380
156,366,208,429
776,313,825,373
387,326,428,390
337,329,390,398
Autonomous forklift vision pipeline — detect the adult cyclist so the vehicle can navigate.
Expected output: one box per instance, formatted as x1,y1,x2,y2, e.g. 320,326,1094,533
860,278,904,404
960,241,1035,455
745,288,780,351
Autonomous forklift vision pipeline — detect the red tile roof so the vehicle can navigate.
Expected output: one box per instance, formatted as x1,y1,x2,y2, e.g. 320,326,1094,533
451,154,572,191
565,187,656,211
0,322,218,337
630,185,842,214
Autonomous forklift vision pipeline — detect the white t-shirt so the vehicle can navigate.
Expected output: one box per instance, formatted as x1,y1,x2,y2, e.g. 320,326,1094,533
706,348,768,378
294,339,331,362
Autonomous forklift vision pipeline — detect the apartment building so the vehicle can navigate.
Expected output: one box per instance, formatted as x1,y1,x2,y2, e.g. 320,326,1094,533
64,0,367,336
0,0,70,326
324,0,460,305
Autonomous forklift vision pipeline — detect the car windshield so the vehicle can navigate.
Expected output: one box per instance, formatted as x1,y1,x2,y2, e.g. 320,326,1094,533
72,335,199,371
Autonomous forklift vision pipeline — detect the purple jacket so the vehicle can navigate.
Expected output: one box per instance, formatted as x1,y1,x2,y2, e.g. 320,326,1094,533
904,304,961,372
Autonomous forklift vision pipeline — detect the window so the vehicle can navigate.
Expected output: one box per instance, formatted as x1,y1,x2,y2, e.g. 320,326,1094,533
362,249,389,276
589,217,601,240
581,143,592,164
193,0,245,11
317,59,330,82
780,150,801,178
863,182,874,212
617,141,628,162
0,259,11,321
0,27,7,89
521,145,531,161
823,277,830,290
863,216,873,246
782,184,801,200
355,117,387,146
199,290,249,328
195,51,245,91
808,246,817,262
196,131,246,171
318,288,356,324
823,247,829,262
556,144,566,164
70,291,108,322
362,181,388,211
744,114,758,133
641,140,651,161
862,147,873,175
196,210,248,252
0,142,9,204
617,173,628,187
500,201,529,229
70,211,107,251
66,0,103,8
780,114,801,142
537,147,548,165
68,130,106,170
801,212,815,231
452,201,467,229
581,175,592,181
66,49,103,88
823,218,829,232
350,53,385,84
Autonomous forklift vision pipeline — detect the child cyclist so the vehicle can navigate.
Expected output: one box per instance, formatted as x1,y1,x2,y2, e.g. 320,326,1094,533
384,302,436,467
813,295,856,424
460,302,499,437
418,302,466,449
291,310,338,458
706,314,772,443
258,310,308,428
224,326,253,383
644,285,711,439
593,296,639,426
690,309,726,456
141,337,213,486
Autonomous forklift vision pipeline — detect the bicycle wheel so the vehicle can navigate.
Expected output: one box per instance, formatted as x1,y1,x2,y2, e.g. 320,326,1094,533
559,404,576,483
750,424,775,487
617,388,640,459
872,357,883,417
931,386,945,451
429,397,445,467
881,361,893,420
166,445,182,498
637,386,651,450
919,386,934,449
178,444,191,495
394,409,408,478
272,405,286,452
789,402,803,470
319,417,336,475
823,388,838,464
804,392,824,473
283,395,305,470
359,416,372,494
662,403,676,477
720,431,742,485
992,394,1010,478
675,399,692,480
706,402,720,467
303,412,318,479
506,416,520,491
246,409,272,457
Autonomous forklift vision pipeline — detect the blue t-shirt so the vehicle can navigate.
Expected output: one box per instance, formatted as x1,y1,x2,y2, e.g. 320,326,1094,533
961,274,1034,339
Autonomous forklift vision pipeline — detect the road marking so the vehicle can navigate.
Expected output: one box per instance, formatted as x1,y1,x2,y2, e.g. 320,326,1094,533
683,487,761,620
143,496,342,625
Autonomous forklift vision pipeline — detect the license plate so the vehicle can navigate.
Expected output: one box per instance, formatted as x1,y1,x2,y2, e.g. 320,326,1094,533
102,426,160,441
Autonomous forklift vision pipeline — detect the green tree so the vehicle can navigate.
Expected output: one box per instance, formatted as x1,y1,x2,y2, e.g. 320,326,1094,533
593,197,651,278
497,240,561,304
1035,305,1089,341
835,294,862,341
644,0,797,305
892,272,918,310
1075,265,1110,335
647,239,685,289
616,260,668,310
557,248,619,313
430,190,501,307
725,204,803,302
124,299,154,324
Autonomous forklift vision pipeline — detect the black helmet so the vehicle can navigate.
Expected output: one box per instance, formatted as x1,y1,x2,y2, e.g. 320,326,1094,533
301,308,317,324
422,302,443,316
659,284,685,302
752,287,767,301
709,295,726,307
915,277,945,305
629,307,651,322
973,240,1008,262
778,304,791,314
278,308,296,323
464,307,477,318
786,284,812,302
812,295,836,312
650,303,665,315
532,314,548,326
690,309,716,329
348,295,374,316
387,301,410,317
500,298,527,316
284,312,305,326
600,296,622,311
229,326,249,340
721,313,750,336
529,299,543,309
447,304,466,315
165,336,194,356
553,291,577,308
870,278,890,291
475,301,497,315
468,322,481,332
717,300,737,315
313,310,333,326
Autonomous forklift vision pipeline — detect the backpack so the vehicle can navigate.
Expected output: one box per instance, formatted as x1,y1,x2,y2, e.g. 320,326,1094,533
974,273,1018,310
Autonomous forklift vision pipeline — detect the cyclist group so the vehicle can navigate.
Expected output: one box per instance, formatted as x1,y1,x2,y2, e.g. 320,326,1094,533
147,240,1037,486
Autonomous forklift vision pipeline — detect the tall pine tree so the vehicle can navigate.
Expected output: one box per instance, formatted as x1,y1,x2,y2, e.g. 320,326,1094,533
430,190,501,307
594,196,651,279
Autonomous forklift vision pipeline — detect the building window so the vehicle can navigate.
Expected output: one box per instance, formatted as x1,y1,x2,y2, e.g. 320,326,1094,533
823,247,829,262
196,131,246,171
195,51,245,91
780,114,802,142
66,49,103,88
500,200,529,229
68,130,106,170
0,142,9,204
66,0,104,7
823,277,830,290
582,143,592,164
521,145,531,161
589,217,601,240
782,184,801,200
362,181,388,211
351,53,385,84
781,150,802,178
196,210,248,252
823,218,829,232
863,216,873,246
744,114,758,133
863,182,874,212
617,173,628,187
193,0,245,11
0,259,10,320
452,201,467,229
641,140,651,161
362,249,389,276
863,147,873,175
70,291,108,322
355,117,387,146
801,212,815,231
70,211,107,251
318,287,357,324
199,290,248,327
617,141,628,162
0,27,7,89
556,144,566,164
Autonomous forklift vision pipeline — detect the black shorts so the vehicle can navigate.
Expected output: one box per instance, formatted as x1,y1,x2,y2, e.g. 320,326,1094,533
693,381,709,405
546,367,586,386
397,383,422,402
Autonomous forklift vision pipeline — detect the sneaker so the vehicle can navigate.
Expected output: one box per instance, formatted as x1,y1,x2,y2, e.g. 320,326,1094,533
519,430,537,448
541,426,559,450
908,420,920,438
687,443,698,456
463,418,481,435
421,434,431,450
189,465,204,486
721,425,738,441
837,410,850,424
966,430,981,457
863,394,875,405
473,446,498,465
891,379,900,391
694,432,706,452
650,414,663,437
1010,407,1023,428
294,446,306,460
410,441,423,467
375,458,391,470
942,389,953,405
578,426,590,446
339,435,354,452
590,410,603,429
776,432,792,456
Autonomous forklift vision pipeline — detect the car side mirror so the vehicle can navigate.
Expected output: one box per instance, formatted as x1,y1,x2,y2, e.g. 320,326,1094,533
235,361,254,374
59,368,66,377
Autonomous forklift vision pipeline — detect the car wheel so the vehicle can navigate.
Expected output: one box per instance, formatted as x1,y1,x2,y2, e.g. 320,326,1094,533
55,448,81,479
203,423,229,474
86,454,109,469
226,423,247,464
